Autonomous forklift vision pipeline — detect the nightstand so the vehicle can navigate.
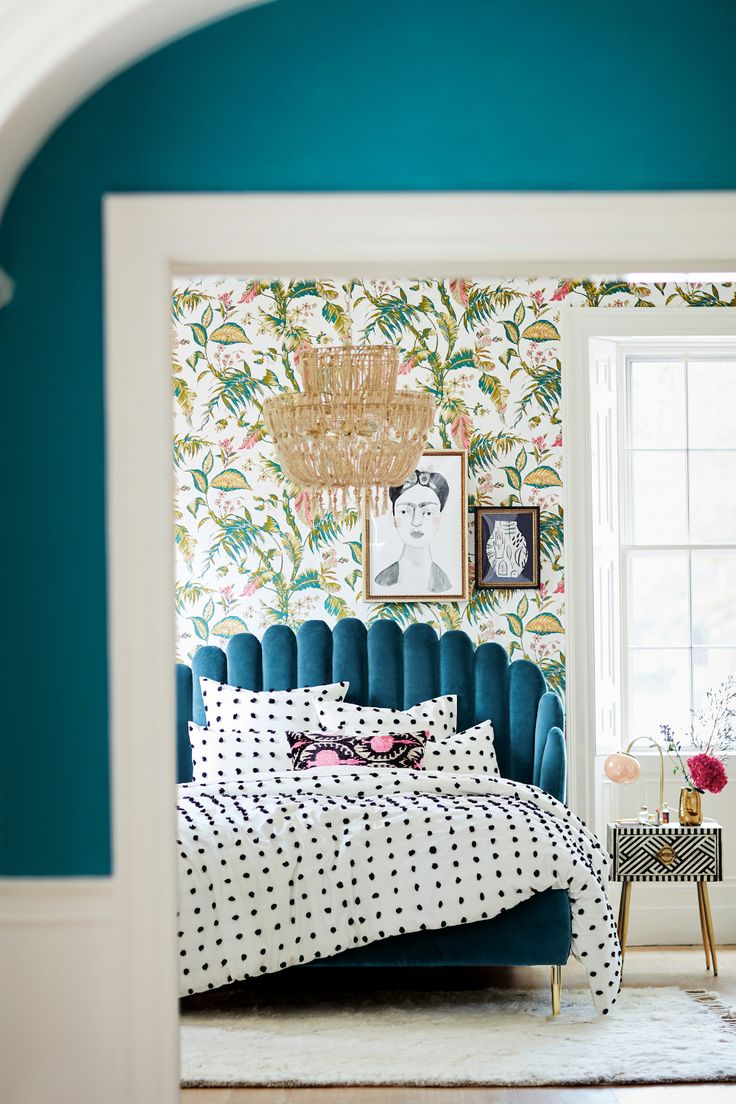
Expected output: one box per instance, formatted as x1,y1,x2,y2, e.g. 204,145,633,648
607,819,722,975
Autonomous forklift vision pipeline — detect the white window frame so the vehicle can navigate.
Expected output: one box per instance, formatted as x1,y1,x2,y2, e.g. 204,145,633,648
617,342,736,748
563,307,736,832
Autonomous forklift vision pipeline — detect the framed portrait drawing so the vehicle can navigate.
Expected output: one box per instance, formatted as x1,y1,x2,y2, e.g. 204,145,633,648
363,449,468,602
474,506,540,590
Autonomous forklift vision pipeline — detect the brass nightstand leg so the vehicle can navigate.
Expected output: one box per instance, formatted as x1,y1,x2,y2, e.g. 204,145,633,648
696,881,711,970
551,965,562,1016
617,880,632,963
700,880,718,977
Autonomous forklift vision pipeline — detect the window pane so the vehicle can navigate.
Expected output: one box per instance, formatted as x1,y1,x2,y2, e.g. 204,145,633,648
630,649,691,738
629,360,686,449
628,551,690,646
630,451,688,543
689,451,736,543
688,360,736,449
692,551,736,645
693,648,736,713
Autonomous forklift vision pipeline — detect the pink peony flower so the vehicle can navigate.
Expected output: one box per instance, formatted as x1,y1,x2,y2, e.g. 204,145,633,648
219,291,233,307
687,753,728,794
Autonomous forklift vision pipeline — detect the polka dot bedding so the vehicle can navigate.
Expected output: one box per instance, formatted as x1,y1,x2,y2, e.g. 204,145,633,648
314,695,457,743
423,719,500,776
176,769,621,1014
286,728,428,770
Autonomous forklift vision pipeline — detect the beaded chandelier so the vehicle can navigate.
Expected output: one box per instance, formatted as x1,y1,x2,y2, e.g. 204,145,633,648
262,345,434,510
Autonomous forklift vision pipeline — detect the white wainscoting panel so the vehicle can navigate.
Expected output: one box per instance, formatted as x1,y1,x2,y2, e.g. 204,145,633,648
0,880,125,1104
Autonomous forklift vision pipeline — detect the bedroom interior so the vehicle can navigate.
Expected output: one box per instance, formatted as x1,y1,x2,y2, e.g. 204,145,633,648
2,3,736,1104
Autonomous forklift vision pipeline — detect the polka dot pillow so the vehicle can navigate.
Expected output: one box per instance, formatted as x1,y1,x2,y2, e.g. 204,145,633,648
286,728,428,771
313,695,457,743
199,678,349,736
188,722,295,782
422,718,500,776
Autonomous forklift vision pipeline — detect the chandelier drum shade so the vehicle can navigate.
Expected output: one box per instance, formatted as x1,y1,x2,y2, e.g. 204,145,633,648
262,345,434,508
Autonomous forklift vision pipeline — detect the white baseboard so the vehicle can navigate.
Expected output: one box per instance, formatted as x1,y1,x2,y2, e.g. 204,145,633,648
0,879,125,1104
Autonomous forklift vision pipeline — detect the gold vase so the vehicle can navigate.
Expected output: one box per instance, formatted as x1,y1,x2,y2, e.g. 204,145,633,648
679,787,702,826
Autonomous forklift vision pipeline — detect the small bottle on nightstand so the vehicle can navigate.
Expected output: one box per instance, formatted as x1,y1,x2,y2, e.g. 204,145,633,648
661,803,670,824
638,805,650,825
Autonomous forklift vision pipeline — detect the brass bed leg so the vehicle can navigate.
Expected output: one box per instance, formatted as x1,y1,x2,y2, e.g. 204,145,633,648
551,964,562,1016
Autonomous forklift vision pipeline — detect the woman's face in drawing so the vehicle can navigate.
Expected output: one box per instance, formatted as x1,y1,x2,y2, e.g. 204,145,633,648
393,483,442,549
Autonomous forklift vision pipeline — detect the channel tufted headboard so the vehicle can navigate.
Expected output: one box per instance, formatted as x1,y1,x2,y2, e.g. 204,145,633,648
175,618,566,800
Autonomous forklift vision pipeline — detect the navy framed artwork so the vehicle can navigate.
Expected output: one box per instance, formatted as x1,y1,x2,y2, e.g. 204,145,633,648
474,506,540,589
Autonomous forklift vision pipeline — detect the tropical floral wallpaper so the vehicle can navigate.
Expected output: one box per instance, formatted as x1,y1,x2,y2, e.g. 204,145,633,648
172,277,736,694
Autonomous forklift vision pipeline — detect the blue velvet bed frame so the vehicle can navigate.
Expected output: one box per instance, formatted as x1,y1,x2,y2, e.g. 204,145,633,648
176,618,570,983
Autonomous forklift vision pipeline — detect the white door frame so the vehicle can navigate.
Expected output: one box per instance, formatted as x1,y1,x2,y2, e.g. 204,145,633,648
102,192,736,1102
561,307,736,831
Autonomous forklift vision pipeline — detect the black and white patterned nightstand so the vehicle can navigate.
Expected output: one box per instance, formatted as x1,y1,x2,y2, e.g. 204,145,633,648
607,820,722,975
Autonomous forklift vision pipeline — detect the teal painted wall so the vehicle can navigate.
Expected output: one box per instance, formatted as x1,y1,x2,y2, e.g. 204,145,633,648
1,0,735,876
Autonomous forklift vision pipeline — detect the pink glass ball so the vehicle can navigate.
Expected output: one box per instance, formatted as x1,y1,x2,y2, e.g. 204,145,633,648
604,752,641,784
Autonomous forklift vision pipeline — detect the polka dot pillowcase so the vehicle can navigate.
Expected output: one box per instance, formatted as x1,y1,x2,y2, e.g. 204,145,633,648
287,728,428,771
422,718,500,776
188,722,294,782
313,695,457,744
199,677,349,735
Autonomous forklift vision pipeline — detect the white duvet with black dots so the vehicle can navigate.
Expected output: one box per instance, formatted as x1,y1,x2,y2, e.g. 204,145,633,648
176,768,622,1014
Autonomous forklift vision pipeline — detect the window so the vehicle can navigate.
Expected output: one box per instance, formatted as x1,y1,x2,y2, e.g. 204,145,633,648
592,343,736,751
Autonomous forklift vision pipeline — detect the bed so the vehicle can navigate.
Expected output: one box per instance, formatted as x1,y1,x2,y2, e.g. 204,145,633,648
175,618,595,1014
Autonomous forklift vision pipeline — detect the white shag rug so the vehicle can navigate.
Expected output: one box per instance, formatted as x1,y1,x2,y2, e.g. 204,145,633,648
180,986,736,1087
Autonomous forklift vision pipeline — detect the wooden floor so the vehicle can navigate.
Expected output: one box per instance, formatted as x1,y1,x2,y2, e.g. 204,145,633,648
181,946,736,1103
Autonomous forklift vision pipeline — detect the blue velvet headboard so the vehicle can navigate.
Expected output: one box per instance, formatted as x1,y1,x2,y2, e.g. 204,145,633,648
175,618,566,801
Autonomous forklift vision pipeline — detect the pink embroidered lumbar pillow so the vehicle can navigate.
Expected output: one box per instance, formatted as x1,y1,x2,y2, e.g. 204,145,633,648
286,729,428,770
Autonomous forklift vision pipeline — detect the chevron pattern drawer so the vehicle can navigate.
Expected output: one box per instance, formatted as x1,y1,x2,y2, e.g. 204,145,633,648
607,821,722,882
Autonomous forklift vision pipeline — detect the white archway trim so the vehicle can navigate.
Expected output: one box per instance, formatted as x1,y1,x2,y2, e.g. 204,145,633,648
100,190,735,1102
0,0,270,232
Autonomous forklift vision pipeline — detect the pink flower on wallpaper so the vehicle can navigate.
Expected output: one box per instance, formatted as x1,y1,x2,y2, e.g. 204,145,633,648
241,579,261,597
449,279,471,306
687,754,728,794
398,355,416,375
552,434,563,448
551,281,574,301
293,341,313,367
294,489,314,525
531,289,544,305
539,581,549,598
242,429,263,449
532,435,546,450
554,580,565,595
239,282,261,304
450,413,474,450
219,291,233,307
221,585,234,601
